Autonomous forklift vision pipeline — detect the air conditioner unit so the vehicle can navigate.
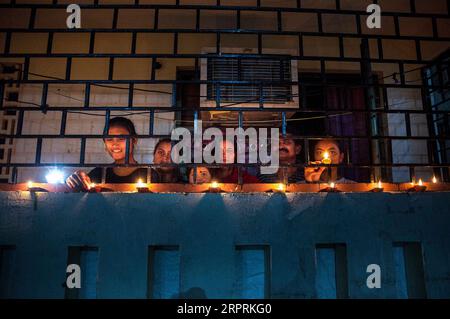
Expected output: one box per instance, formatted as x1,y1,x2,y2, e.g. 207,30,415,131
200,48,299,123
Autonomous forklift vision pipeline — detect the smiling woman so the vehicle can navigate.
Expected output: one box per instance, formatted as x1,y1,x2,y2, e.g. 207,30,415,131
65,117,147,191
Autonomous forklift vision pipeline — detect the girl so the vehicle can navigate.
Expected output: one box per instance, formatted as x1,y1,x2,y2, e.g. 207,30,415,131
66,117,147,190
150,138,181,183
304,139,355,183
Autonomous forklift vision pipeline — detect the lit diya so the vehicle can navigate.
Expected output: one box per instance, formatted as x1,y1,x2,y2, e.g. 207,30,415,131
408,179,427,192
371,180,384,192
209,181,221,193
136,179,151,193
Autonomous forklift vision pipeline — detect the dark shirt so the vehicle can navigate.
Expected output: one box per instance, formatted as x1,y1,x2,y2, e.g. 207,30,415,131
258,168,305,184
219,168,260,184
88,167,147,183
150,168,181,183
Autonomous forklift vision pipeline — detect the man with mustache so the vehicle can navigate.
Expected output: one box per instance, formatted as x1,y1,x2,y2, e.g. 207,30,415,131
258,133,305,184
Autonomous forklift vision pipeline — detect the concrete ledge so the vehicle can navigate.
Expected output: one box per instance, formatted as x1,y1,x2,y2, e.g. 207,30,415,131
0,192,449,298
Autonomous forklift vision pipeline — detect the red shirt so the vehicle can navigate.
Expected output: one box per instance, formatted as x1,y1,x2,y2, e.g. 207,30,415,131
221,168,260,184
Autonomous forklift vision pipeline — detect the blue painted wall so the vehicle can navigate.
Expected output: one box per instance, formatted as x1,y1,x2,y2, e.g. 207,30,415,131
0,191,449,299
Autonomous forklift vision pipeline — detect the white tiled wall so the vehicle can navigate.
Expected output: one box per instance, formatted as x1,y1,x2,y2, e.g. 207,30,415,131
387,87,433,182
10,83,175,182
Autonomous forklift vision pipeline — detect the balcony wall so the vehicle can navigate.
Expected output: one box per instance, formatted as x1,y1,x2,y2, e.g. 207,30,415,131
0,191,449,298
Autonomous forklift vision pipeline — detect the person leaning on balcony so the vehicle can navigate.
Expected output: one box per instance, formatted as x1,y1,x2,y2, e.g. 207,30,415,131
213,139,260,184
257,133,305,184
304,139,356,184
66,117,147,190
150,138,182,183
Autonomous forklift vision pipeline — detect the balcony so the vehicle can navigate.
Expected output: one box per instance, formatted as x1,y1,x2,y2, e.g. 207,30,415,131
0,0,450,300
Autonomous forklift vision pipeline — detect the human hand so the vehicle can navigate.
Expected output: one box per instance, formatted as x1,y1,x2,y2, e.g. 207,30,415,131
66,171,92,191
304,161,327,183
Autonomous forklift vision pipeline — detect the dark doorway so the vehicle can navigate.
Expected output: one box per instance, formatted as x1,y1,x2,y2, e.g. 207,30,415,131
176,69,200,131
291,73,382,182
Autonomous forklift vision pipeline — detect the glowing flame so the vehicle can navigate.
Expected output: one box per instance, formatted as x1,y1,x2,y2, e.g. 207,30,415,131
322,151,331,164
329,182,335,189
378,180,382,189
418,179,423,186
210,181,219,189
432,176,437,184
27,181,33,189
45,169,64,184
89,183,96,189
136,179,147,188
277,183,286,192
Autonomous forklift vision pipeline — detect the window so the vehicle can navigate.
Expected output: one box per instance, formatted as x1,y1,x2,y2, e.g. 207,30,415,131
424,49,450,182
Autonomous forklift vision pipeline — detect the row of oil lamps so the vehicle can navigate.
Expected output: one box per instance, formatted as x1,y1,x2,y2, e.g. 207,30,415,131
23,151,439,193
25,177,437,193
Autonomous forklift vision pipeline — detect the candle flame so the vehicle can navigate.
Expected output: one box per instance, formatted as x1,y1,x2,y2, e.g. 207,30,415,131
136,179,146,188
378,180,382,189
329,182,335,189
89,183,96,189
432,176,437,184
418,179,423,186
321,151,332,164
277,183,286,192
211,181,219,189
27,181,33,189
